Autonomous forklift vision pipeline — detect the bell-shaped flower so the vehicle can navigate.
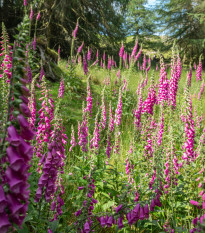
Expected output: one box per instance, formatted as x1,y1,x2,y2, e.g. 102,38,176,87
154,196,161,207
0,213,11,233
144,204,149,219
20,103,32,117
0,186,7,213
118,217,124,229
17,114,29,128
7,146,24,171
139,206,145,220
100,216,106,228
115,204,123,213
134,203,140,215
107,215,113,227
21,85,30,97
6,194,24,216
7,125,21,146
5,168,23,194
84,222,90,233
18,139,33,161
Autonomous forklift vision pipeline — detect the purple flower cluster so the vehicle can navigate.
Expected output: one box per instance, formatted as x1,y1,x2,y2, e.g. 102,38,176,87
78,115,88,152
196,58,202,81
85,80,92,116
57,79,65,99
190,172,205,233
122,78,127,92
142,54,147,70
119,44,124,58
87,47,91,61
72,22,79,38
135,45,142,62
77,42,84,54
142,83,156,115
125,158,135,184
0,49,35,231
69,125,77,152
37,12,41,21
0,29,12,81
109,103,114,133
157,112,164,146
94,197,162,230
30,6,33,21
188,66,192,87
133,90,143,129
182,97,195,162
28,78,36,131
108,57,112,71
163,220,174,233
90,117,100,151
168,65,178,109
35,79,54,159
114,90,122,126
106,136,112,158
35,120,67,219
100,96,106,130
83,56,88,75
158,58,169,105
75,177,97,232
131,40,138,58
176,55,182,80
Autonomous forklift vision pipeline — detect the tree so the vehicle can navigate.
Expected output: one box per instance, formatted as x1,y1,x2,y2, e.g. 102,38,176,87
157,0,205,63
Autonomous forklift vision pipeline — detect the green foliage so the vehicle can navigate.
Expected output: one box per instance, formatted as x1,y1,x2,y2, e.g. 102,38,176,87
156,0,205,63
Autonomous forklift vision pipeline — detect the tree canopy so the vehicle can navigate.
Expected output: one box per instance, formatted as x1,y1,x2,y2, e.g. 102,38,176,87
0,0,204,62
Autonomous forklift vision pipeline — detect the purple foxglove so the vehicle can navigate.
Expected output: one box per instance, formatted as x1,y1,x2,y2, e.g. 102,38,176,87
30,6,33,21
139,206,145,220
114,90,122,126
115,204,123,213
190,200,199,206
20,103,32,117
84,222,90,232
37,12,40,20
150,199,155,211
107,216,113,227
100,216,106,228
75,209,82,217
5,168,24,194
134,203,140,214
131,40,138,58
0,213,10,233
119,44,124,58
6,193,24,215
72,22,78,38
154,196,161,207
118,217,124,229
0,186,7,213
144,204,149,219
7,146,24,171
83,56,88,75
77,42,84,53
7,125,21,146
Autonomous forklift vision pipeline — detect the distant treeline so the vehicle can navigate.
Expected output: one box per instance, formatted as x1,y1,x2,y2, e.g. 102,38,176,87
0,0,204,64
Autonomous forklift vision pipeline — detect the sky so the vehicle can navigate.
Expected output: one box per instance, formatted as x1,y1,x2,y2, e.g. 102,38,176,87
147,0,158,6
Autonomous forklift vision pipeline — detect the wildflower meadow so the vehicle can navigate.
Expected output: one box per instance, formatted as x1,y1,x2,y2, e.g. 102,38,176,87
0,2,205,233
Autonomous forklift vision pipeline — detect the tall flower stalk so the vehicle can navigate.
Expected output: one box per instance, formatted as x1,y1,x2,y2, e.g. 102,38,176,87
0,15,35,232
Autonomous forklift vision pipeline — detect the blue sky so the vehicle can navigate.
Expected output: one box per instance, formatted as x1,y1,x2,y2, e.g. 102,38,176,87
147,0,157,5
